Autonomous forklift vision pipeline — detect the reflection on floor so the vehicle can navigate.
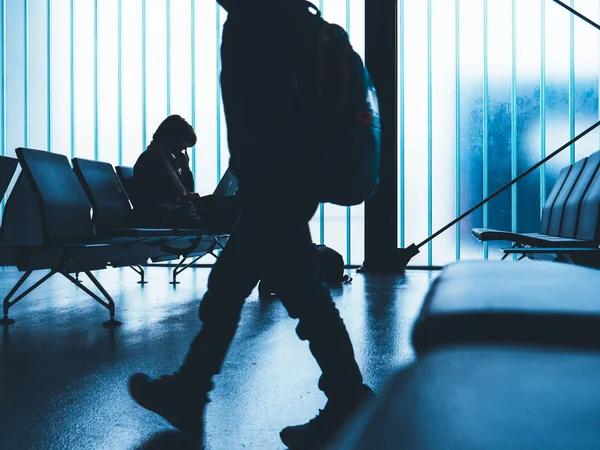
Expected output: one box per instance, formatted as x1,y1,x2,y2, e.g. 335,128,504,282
0,266,437,450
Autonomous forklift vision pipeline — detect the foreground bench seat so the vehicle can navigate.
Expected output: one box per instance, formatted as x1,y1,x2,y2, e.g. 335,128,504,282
411,260,600,354
330,345,600,450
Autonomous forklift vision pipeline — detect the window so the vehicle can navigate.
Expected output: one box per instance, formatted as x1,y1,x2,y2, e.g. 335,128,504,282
398,0,600,266
1,0,366,265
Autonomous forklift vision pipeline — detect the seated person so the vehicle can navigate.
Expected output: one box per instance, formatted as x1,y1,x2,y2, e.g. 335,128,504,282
131,115,239,231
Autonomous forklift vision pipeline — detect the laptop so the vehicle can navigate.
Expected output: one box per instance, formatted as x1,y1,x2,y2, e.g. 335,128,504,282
213,168,239,197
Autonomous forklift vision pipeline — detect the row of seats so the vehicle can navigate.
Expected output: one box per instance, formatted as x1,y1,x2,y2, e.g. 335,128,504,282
0,148,233,326
332,260,600,449
472,149,600,263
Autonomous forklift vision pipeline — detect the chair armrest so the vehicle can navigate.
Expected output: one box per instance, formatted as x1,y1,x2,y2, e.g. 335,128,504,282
502,247,600,254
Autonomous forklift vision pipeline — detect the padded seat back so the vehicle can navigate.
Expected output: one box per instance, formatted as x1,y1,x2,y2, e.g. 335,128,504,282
115,166,137,205
547,157,587,236
576,161,600,243
0,172,44,245
561,151,600,238
0,155,18,200
73,158,132,234
539,166,570,234
16,148,94,242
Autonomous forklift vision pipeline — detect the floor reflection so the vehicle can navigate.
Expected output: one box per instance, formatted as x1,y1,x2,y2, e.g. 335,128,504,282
0,266,435,449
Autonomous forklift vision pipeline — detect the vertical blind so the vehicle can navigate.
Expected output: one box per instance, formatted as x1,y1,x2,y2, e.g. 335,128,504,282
0,0,366,265
399,0,600,266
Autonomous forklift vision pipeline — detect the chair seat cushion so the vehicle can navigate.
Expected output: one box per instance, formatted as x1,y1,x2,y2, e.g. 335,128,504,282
412,260,600,353
108,228,187,238
331,346,600,450
472,228,594,247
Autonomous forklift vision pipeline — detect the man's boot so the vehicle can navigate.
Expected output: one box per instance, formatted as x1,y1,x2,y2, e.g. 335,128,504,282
279,285,375,448
128,372,211,434
280,384,375,449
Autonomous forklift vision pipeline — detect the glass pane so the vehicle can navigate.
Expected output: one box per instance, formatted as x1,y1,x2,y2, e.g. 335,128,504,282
573,0,600,160
145,0,168,160
193,1,219,196
218,7,229,182
544,0,572,196
49,0,70,159
169,0,193,142
320,0,349,263
27,0,49,151
74,0,95,160
485,0,513,259
349,0,365,266
120,0,142,167
403,0,429,266
431,0,457,266
6,0,26,158
457,0,484,261
98,0,119,165
515,0,541,235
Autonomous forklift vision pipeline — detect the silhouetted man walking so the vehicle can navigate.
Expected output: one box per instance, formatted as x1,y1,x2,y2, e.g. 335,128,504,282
128,1,374,448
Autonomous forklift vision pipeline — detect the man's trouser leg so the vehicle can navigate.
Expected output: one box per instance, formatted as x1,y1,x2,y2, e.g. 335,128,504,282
178,207,364,400
178,216,262,385
264,217,365,401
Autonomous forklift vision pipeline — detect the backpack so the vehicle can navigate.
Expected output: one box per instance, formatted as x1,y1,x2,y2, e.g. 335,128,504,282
315,244,351,286
258,244,351,298
288,1,381,206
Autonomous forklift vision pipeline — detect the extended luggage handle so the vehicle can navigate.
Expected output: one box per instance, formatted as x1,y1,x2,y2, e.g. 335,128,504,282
553,0,600,32
415,119,600,251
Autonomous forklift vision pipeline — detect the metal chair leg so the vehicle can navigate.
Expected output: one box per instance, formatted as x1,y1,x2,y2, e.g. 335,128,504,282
130,265,147,284
170,256,203,285
1,270,56,325
61,271,122,326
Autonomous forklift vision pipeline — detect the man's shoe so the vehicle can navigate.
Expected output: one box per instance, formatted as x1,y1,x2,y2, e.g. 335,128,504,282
280,385,375,449
128,372,208,434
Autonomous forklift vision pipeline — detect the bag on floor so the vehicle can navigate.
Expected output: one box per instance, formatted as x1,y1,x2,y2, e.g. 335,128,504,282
258,244,350,297
287,1,381,206
315,244,351,286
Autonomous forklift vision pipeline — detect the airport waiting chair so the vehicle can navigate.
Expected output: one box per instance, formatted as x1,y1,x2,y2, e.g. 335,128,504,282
3,147,218,325
472,150,600,263
116,164,236,284
0,148,228,325
0,155,17,199
0,149,120,325
115,165,137,205
72,158,220,284
0,155,23,268
0,155,18,242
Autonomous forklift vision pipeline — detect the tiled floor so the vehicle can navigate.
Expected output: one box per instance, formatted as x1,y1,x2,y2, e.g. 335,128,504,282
0,266,437,449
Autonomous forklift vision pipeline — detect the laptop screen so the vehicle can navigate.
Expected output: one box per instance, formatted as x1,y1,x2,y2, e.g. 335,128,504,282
214,168,239,197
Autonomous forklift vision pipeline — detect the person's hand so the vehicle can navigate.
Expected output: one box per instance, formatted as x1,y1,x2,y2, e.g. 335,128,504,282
185,192,200,200
175,150,190,166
